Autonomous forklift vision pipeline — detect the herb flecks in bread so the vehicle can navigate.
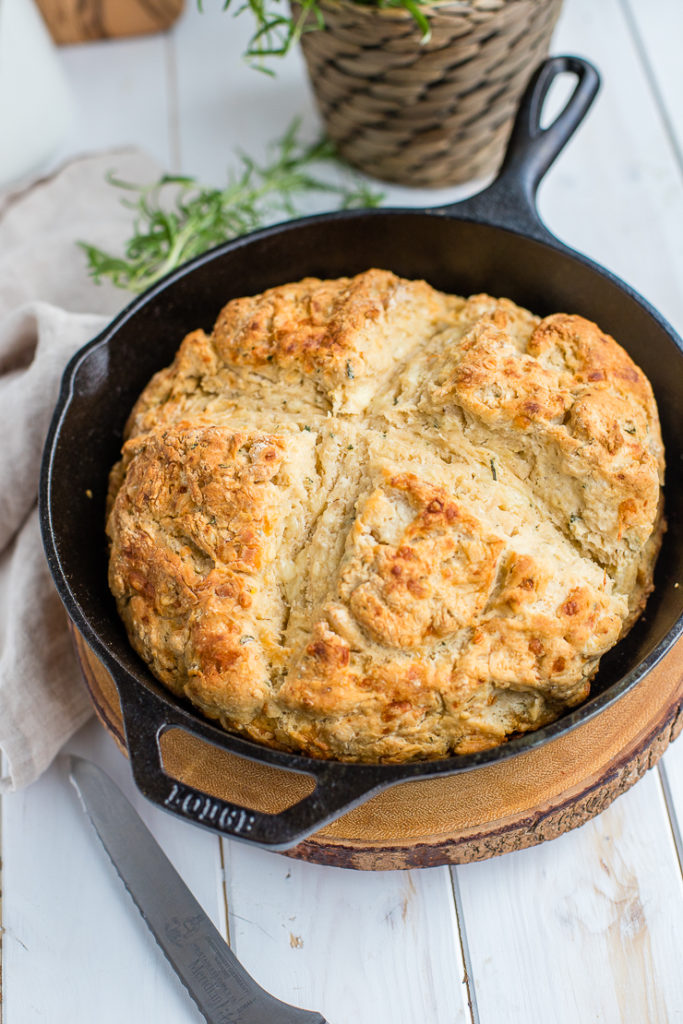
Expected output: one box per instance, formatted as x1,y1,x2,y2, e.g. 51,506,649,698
107,269,664,762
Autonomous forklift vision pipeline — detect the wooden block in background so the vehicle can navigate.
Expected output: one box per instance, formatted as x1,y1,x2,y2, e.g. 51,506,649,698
36,0,185,44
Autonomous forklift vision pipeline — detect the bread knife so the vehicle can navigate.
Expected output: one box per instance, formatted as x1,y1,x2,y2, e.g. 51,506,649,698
66,755,329,1024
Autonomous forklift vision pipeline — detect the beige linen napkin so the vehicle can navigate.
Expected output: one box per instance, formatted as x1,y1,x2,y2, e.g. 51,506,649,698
0,149,159,790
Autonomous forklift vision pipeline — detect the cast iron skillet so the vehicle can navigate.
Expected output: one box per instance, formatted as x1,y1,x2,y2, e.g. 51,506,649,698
41,57,683,851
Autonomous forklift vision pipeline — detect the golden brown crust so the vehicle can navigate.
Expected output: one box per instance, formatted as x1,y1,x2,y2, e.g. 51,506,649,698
211,269,462,415
107,270,665,763
338,473,505,648
107,427,290,722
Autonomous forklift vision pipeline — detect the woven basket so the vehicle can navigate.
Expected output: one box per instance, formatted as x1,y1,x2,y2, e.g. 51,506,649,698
295,0,564,187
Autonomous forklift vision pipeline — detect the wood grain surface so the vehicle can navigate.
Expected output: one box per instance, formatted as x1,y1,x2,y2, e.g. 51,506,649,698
36,0,184,43
73,627,683,869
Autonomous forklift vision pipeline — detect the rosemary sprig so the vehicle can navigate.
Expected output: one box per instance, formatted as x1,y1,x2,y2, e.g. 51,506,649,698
223,0,325,68
220,0,431,67
79,120,383,294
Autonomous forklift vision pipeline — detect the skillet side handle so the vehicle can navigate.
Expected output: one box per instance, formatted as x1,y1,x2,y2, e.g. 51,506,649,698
115,672,383,851
441,56,601,242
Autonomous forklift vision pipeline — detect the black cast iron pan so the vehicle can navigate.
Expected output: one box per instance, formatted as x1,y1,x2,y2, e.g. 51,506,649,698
40,56,683,851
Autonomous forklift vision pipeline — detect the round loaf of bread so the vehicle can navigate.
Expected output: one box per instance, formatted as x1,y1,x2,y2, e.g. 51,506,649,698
106,269,665,762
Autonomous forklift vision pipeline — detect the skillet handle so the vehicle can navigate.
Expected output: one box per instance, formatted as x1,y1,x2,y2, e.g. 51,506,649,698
114,669,384,851
441,56,601,242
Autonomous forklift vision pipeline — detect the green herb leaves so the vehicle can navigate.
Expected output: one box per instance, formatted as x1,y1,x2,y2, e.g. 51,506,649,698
221,0,325,67
79,120,383,293
220,0,431,67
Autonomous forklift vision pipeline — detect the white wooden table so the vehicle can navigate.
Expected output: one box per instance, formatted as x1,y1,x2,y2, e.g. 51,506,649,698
2,1,683,1021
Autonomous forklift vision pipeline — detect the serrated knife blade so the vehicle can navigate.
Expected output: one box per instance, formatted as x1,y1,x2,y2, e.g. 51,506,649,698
67,755,329,1024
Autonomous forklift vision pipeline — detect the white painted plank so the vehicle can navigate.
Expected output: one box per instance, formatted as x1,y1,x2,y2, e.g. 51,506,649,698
51,34,173,171
171,5,316,182
1,717,225,1023
223,842,470,1024
456,772,683,1024
622,0,683,165
538,0,683,335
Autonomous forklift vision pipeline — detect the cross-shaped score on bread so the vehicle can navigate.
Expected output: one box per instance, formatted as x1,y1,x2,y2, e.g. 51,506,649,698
106,269,664,763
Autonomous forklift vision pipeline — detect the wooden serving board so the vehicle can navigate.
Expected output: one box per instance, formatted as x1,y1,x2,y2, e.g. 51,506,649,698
36,0,184,44
72,627,683,870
